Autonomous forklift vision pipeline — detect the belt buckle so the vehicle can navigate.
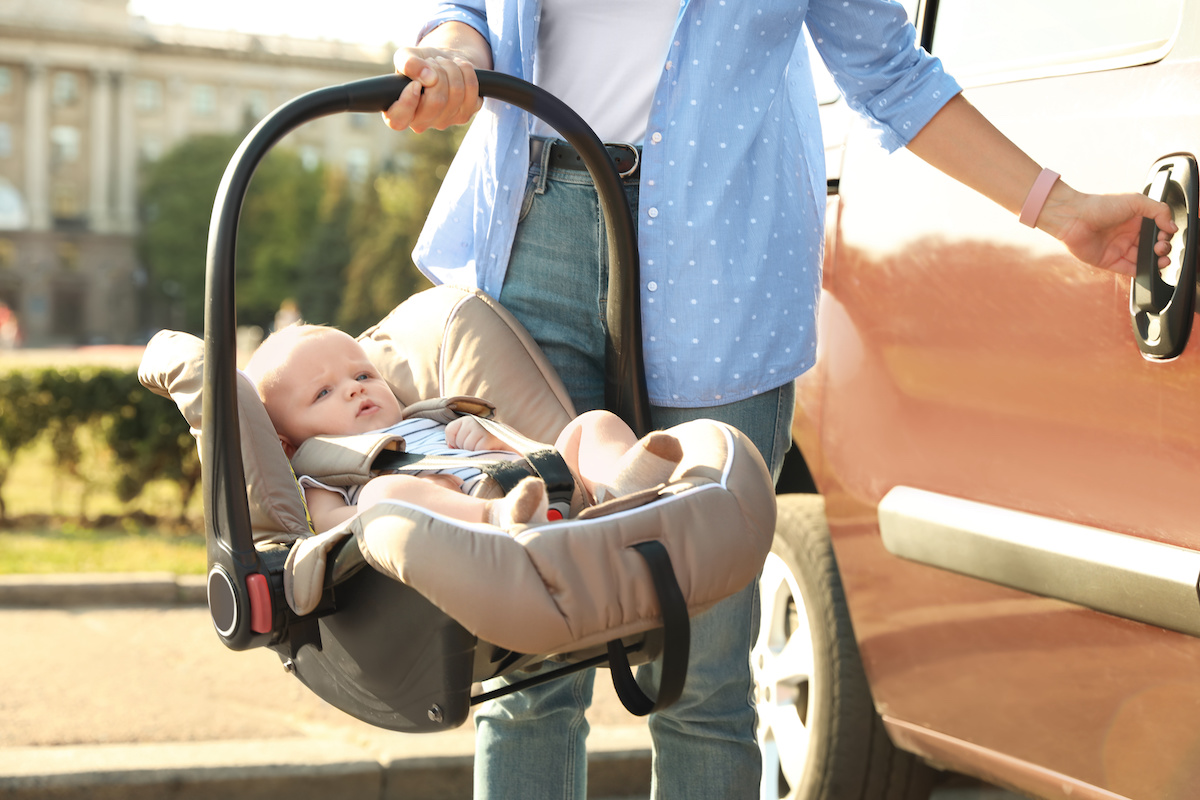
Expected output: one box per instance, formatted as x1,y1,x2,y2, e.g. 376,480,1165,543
609,142,640,179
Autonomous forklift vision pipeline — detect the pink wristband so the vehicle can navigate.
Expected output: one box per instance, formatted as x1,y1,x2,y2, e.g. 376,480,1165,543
1019,168,1060,228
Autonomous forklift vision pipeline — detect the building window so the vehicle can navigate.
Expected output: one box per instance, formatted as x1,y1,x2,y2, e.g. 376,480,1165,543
246,89,269,120
0,123,11,158
191,84,217,116
52,183,81,221
136,79,162,112
299,145,321,171
0,67,11,96
56,242,80,271
345,148,369,183
50,126,81,165
52,72,79,106
51,282,86,343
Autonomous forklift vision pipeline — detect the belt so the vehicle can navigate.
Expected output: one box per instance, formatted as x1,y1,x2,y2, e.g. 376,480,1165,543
530,138,641,179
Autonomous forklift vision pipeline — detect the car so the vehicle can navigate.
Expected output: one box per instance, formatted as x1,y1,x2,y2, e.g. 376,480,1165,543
753,1,1200,799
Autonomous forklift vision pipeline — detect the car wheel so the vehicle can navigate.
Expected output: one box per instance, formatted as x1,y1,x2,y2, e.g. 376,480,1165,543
753,493,935,800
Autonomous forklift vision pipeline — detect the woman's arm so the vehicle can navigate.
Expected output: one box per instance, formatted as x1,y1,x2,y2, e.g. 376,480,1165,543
383,21,493,134
907,94,1176,276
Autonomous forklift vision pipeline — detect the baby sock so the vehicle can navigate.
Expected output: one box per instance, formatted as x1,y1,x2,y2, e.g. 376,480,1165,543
595,431,683,503
487,476,550,531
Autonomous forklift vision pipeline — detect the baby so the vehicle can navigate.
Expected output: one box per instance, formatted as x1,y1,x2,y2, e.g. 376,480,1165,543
245,324,683,533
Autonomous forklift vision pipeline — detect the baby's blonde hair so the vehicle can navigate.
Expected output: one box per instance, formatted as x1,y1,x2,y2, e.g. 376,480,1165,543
244,323,336,403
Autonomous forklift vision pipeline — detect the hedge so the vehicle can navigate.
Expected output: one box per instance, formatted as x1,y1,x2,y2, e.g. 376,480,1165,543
0,367,199,523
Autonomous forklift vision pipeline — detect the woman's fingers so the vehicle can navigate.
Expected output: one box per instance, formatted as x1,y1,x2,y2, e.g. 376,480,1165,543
383,50,481,133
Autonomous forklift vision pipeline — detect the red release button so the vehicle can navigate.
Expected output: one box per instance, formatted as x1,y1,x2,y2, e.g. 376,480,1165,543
245,574,272,634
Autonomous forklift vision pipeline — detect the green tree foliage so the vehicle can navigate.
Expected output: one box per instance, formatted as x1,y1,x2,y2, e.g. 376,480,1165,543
139,134,325,334
234,149,325,330
336,128,462,334
140,124,465,340
291,172,356,326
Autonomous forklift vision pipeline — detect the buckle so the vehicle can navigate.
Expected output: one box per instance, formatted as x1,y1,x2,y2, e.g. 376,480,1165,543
609,142,640,179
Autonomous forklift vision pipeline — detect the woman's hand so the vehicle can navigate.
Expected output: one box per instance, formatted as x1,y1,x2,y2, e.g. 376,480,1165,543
445,416,507,452
1040,185,1177,278
382,21,491,134
383,49,481,133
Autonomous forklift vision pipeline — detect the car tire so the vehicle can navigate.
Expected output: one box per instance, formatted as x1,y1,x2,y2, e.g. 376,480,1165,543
753,493,936,800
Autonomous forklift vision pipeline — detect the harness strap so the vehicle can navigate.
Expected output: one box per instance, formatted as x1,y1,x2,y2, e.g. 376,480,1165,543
369,415,575,517
606,540,690,716
472,417,575,512
371,449,532,495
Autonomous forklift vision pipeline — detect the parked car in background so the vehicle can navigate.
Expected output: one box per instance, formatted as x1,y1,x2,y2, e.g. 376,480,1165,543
755,1,1200,799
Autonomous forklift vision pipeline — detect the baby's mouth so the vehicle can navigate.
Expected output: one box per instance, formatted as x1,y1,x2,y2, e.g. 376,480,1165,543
357,400,378,417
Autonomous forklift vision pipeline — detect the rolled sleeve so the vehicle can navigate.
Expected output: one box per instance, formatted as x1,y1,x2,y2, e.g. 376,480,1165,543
808,0,961,151
420,1,489,44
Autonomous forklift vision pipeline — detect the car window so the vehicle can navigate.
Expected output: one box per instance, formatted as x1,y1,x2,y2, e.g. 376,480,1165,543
930,0,1185,86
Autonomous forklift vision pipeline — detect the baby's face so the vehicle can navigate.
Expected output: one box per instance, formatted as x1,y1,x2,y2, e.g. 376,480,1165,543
264,329,405,451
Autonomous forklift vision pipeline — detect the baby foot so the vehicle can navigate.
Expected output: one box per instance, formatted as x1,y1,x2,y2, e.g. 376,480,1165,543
487,476,550,531
596,431,683,503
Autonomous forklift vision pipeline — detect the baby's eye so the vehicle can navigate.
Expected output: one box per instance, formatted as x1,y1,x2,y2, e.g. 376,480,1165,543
355,372,372,382
314,388,329,400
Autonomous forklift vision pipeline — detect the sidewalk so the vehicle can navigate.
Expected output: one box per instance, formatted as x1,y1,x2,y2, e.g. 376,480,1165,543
0,573,651,800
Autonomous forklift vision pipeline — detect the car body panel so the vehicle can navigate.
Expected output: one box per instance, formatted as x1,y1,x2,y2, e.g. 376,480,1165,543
795,2,1200,796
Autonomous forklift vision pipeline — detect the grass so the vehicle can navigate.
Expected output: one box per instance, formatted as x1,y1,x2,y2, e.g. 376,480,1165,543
0,527,207,575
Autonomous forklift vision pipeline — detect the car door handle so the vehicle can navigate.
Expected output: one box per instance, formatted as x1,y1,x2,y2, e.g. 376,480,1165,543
1130,154,1197,360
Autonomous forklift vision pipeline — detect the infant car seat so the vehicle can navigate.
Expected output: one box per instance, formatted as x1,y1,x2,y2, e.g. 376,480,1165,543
145,72,776,733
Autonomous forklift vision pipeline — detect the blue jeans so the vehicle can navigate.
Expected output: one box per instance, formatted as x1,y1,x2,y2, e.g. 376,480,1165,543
478,145,795,800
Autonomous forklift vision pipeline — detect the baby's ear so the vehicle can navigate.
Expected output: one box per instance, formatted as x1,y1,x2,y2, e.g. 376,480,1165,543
280,436,298,460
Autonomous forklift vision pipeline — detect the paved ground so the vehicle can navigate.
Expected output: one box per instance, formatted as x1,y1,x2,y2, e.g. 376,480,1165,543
0,574,1023,800
0,603,645,749
0,577,654,800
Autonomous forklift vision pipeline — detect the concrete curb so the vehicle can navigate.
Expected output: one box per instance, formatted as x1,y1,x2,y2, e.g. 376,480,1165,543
0,572,207,607
0,731,652,800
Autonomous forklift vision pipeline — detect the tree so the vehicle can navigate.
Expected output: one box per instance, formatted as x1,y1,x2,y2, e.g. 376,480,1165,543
139,134,324,334
291,172,356,326
337,128,462,334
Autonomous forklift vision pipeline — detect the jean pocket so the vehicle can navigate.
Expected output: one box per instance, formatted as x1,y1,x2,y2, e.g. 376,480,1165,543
518,174,537,223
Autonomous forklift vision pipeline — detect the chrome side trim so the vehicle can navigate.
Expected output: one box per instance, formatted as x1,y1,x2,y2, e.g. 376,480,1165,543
878,487,1200,637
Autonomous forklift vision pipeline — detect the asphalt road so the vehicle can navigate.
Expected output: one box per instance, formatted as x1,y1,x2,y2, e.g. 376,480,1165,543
0,602,1021,799
0,604,645,749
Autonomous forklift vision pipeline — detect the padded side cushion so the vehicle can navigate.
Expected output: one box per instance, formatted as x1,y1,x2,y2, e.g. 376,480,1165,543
138,330,310,539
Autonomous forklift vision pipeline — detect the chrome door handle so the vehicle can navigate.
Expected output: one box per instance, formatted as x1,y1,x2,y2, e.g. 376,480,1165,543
1131,154,1197,360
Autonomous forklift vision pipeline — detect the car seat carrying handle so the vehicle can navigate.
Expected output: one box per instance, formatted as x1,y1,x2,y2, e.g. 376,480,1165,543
203,72,679,714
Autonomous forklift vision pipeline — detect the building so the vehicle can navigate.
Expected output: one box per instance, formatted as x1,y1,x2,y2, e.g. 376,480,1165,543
0,0,401,345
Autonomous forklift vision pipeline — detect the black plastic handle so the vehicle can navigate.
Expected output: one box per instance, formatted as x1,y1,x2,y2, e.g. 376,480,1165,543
202,72,650,649
1130,154,1197,361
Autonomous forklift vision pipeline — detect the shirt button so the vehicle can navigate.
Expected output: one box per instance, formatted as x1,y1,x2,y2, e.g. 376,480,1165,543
650,132,663,144
648,207,659,218
647,281,658,291
664,60,673,71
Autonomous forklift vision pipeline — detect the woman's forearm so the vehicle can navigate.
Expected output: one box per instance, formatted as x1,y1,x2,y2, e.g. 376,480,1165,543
417,20,493,70
906,94,1048,220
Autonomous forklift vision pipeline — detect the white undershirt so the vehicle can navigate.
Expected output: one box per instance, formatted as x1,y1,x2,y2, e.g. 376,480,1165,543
530,0,679,145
